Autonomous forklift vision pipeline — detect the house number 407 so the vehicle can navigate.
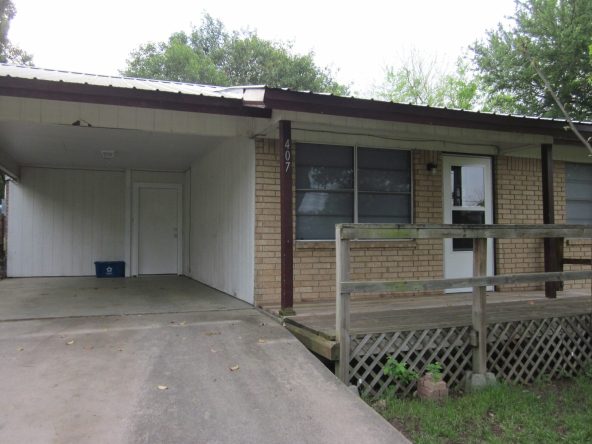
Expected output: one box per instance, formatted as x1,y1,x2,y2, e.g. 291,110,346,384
284,139,291,173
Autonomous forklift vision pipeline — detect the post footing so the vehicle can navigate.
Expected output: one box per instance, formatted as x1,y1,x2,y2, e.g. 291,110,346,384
279,308,296,317
464,371,497,392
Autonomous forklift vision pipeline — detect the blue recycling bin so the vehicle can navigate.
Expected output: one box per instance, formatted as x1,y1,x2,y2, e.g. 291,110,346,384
94,261,125,278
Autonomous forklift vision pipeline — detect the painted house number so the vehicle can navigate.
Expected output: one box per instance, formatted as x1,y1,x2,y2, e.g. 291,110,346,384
284,138,292,173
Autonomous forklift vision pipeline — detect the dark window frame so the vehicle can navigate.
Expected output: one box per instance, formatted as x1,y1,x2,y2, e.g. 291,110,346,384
295,143,413,240
566,162,592,225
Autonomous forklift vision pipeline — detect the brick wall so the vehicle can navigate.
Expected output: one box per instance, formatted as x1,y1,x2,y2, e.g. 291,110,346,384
255,144,590,306
254,140,444,306
564,239,592,290
494,156,590,291
254,139,281,305
495,157,555,290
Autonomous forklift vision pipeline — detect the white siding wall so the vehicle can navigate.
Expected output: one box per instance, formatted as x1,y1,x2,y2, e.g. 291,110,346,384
190,138,255,304
7,167,125,276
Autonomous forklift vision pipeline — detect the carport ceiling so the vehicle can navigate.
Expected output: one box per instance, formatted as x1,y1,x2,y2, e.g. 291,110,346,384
0,121,222,171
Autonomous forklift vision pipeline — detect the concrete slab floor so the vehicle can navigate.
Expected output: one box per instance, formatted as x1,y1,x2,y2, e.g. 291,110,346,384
0,276,249,321
0,277,407,443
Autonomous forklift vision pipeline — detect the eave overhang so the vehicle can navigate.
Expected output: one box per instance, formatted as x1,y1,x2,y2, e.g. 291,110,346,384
0,76,272,119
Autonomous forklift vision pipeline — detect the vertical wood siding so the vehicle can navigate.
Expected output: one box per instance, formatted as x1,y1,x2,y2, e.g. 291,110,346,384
190,138,255,304
7,167,125,276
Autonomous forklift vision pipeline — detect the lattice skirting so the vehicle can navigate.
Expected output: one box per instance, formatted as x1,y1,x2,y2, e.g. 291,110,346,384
349,326,472,397
488,315,592,384
348,314,592,398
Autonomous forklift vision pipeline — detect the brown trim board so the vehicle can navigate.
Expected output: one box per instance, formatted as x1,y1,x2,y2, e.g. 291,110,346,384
0,76,271,118
263,88,592,142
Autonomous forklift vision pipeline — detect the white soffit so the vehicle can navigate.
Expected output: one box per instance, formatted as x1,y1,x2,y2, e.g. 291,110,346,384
0,121,222,171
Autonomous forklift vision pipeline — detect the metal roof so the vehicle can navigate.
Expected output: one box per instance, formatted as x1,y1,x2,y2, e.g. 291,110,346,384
265,87,592,125
1,64,591,138
0,64,250,100
3,64,591,123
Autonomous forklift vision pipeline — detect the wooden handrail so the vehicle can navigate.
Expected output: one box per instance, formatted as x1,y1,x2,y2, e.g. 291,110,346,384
341,271,592,293
335,223,592,384
563,258,592,266
339,223,592,241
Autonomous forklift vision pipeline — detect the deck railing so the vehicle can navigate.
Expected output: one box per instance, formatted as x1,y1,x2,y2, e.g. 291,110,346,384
335,224,592,383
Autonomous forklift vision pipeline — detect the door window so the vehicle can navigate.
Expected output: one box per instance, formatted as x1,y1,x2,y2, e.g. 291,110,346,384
450,164,486,251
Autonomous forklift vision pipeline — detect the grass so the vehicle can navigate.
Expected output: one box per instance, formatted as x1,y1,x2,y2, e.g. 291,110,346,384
376,374,592,443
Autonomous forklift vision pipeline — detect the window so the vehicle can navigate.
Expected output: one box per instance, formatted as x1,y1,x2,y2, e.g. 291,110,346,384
296,143,411,240
566,163,592,224
450,164,487,251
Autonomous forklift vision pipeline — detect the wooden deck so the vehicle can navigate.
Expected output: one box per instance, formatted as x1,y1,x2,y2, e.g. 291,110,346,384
264,290,592,360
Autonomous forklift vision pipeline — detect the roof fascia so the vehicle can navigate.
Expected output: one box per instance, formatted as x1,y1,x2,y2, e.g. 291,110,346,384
262,88,592,143
0,76,271,118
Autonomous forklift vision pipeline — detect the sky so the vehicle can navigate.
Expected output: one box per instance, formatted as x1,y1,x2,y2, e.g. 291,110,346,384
8,0,516,95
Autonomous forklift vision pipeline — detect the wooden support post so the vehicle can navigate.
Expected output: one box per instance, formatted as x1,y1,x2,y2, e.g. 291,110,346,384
335,226,351,384
472,238,488,374
279,120,294,316
557,237,564,291
541,143,558,298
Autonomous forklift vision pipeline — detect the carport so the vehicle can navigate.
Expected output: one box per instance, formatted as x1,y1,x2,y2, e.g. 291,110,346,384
0,276,406,444
0,65,411,443
0,65,265,305
0,275,249,321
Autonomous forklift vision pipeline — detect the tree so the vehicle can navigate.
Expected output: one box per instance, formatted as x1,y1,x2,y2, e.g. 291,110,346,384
123,14,349,95
471,0,592,120
125,32,226,85
0,0,32,64
375,52,481,110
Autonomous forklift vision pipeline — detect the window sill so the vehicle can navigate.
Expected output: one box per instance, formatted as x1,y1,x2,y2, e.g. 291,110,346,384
295,239,417,250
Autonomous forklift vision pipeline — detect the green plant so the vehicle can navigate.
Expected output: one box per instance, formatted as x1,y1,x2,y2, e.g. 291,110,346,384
425,362,444,382
376,375,592,443
584,361,592,379
535,373,552,384
383,357,419,385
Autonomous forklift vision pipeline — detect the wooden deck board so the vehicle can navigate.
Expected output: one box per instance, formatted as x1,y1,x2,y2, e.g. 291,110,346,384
273,291,592,340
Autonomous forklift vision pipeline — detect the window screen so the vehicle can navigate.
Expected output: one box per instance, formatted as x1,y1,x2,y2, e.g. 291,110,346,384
296,143,412,240
296,144,354,239
566,163,592,224
357,147,411,223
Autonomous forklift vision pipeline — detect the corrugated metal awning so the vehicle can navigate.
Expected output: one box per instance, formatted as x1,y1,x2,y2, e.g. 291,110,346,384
0,64,246,100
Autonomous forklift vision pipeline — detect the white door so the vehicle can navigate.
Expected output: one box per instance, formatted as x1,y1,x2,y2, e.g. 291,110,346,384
138,187,179,275
443,155,494,292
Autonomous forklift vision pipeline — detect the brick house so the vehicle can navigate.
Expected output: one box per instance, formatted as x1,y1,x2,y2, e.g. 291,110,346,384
0,65,590,309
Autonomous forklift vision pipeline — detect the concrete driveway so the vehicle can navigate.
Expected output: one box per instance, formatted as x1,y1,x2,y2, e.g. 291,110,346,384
0,277,407,443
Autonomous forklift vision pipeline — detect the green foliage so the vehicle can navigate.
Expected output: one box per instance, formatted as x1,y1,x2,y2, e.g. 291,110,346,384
471,0,592,119
584,361,592,379
125,32,226,85
375,53,481,110
380,376,592,443
425,362,443,382
0,0,32,64
383,357,419,386
123,14,348,94
377,52,441,106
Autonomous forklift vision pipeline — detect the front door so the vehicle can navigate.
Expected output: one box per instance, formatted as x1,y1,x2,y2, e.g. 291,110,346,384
442,155,494,292
138,186,180,275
